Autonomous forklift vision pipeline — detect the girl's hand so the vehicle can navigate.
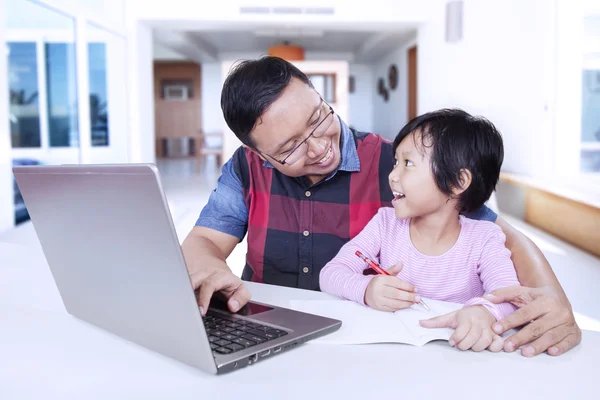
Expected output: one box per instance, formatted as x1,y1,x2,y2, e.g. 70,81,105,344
364,261,420,312
420,306,505,352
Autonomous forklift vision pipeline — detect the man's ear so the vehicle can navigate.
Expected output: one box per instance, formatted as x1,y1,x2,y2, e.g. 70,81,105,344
242,144,267,162
453,168,472,195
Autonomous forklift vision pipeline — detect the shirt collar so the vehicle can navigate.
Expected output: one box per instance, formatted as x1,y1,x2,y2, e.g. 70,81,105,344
262,116,361,174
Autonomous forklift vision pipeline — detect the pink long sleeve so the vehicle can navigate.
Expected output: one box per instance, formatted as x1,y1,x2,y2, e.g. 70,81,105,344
463,228,518,320
319,207,520,320
319,210,384,305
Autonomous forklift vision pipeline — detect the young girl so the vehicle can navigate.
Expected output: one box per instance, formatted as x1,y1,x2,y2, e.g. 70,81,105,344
319,108,520,353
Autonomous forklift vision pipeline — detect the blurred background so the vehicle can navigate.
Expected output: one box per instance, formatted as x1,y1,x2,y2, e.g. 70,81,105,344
0,0,599,281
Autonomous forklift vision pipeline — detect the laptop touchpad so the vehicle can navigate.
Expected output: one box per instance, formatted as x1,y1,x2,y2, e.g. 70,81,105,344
209,299,273,316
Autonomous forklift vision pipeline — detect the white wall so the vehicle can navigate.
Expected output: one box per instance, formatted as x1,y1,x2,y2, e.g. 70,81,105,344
130,0,430,24
201,63,223,134
417,0,556,178
348,64,374,133
0,0,15,233
370,38,416,140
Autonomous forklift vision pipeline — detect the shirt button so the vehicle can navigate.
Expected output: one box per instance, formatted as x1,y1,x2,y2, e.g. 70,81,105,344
305,191,311,197
302,267,309,273
303,230,309,236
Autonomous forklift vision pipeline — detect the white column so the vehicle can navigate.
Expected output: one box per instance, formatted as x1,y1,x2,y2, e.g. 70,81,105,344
125,12,154,163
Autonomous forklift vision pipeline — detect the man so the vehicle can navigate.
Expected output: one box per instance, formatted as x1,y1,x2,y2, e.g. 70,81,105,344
182,56,581,357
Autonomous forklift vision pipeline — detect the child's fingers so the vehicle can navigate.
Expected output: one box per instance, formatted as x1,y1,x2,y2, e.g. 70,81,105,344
382,285,419,303
488,334,505,352
456,326,482,351
471,329,493,352
449,320,471,347
384,276,416,293
380,298,414,311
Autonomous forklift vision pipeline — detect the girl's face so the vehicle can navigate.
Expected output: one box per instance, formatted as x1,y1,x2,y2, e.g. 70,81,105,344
388,131,452,220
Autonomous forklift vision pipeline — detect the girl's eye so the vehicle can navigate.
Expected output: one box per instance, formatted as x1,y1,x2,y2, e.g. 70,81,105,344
405,159,414,167
394,159,399,166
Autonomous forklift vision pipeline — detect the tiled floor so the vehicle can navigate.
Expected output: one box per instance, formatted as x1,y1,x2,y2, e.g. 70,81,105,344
3,158,600,333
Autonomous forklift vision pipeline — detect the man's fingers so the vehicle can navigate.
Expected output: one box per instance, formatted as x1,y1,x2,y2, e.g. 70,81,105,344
547,330,582,356
196,272,233,315
518,322,580,357
503,313,564,354
197,277,219,316
492,301,546,335
229,284,252,312
488,334,505,352
485,285,539,307
419,311,458,330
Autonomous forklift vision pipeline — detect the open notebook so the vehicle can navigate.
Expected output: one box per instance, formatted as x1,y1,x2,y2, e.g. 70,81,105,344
289,298,464,346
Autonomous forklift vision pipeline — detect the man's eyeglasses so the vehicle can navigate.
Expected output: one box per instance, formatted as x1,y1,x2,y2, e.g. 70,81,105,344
265,102,335,166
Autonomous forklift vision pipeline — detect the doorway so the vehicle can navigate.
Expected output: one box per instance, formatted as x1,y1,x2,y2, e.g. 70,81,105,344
408,45,417,120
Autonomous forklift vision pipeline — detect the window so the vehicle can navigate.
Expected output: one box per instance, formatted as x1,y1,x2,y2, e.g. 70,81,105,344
581,69,600,173
46,42,79,148
307,73,336,104
7,42,41,148
88,41,109,146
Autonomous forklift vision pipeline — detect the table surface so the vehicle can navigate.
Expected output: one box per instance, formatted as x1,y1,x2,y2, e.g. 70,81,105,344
1,240,598,400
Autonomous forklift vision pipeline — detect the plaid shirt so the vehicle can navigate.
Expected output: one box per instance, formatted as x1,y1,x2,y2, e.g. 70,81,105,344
196,119,497,290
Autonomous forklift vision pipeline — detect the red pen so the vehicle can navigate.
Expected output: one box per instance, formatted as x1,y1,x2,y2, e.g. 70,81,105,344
355,250,390,276
355,250,430,311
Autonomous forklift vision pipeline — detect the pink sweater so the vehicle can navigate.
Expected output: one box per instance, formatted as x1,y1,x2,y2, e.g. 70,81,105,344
319,207,519,321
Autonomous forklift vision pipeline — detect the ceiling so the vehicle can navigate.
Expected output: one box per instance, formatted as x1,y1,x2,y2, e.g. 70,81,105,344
190,30,376,53
153,23,418,63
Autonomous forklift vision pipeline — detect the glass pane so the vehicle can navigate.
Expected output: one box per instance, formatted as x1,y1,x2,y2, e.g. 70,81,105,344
581,70,600,144
86,23,129,162
88,41,109,146
7,42,41,148
47,42,79,147
5,0,79,227
581,151,600,173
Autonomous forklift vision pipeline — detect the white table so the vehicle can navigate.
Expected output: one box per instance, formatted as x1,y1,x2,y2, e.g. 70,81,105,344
1,241,597,400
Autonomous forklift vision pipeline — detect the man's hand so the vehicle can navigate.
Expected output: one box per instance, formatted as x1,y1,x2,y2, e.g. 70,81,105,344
484,285,581,357
420,306,505,352
364,261,420,312
189,265,251,317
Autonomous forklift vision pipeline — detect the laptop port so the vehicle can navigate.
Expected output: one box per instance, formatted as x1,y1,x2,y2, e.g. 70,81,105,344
259,349,270,357
273,346,282,353
249,353,258,363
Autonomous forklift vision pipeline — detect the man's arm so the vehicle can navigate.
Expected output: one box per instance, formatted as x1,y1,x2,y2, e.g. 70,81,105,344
182,153,252,315
491,217,581,356
182,226,250,315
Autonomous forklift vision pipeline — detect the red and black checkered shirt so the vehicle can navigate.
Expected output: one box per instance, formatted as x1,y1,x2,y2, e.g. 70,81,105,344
233,128,394,290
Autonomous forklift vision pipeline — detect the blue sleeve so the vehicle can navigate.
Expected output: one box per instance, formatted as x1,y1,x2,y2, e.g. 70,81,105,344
195,157,248,240
465,204,498,222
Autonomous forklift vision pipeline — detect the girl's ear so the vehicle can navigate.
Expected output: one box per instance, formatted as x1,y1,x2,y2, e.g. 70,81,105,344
453,168,472,195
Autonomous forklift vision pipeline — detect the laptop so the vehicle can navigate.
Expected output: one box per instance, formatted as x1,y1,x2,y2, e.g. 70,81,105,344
13,163,341,374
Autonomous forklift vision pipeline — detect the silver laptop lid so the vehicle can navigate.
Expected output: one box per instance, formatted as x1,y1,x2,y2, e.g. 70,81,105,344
13,164,217,374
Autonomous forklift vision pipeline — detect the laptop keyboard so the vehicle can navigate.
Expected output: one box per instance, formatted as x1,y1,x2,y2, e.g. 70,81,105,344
203,312,288,355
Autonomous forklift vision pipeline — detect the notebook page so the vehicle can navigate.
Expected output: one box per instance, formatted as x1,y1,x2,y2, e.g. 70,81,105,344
394,298,464,346
288,300,413,345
